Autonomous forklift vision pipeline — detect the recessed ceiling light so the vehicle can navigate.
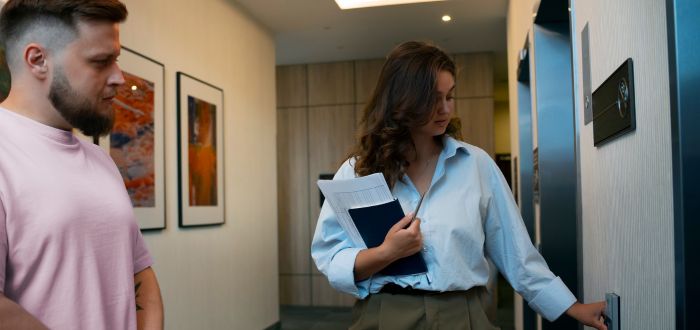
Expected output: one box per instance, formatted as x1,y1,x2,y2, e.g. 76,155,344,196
442,15,451,22
335,0,445,10
131,85,138,91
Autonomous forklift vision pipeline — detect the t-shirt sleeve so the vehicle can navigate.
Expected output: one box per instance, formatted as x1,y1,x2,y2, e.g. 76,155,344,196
132,224,154,274
0,196,7,292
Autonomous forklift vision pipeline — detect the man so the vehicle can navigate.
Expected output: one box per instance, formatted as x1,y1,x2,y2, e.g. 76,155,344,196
0,1,164,329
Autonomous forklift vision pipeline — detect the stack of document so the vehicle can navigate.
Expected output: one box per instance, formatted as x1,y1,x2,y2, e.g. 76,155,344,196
317,173,394,249
318,173,427,276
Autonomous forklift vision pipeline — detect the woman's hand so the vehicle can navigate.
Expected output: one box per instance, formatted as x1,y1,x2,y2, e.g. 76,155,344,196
378,212,423,261
353,212,423,281
566,301,607,330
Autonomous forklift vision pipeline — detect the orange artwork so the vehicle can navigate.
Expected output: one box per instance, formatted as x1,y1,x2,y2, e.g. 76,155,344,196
187,95,217,206
110,71,155,207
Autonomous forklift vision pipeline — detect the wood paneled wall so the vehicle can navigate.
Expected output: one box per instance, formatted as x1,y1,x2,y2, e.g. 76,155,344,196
277,53,495,307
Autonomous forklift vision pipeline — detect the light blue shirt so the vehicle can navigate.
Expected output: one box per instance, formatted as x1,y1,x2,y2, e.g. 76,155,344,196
311,136,577,321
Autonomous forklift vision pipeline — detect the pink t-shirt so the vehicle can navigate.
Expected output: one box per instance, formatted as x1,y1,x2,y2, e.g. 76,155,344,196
0,108,153,329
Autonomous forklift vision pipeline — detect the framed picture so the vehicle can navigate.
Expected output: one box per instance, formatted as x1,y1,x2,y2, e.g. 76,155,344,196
97,47,166,230
176,72,225,227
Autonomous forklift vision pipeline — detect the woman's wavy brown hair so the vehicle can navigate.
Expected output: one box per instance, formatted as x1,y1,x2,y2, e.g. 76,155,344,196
348,41,462,189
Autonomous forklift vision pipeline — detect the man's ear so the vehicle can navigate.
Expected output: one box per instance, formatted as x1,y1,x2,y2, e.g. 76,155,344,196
24,44,50,79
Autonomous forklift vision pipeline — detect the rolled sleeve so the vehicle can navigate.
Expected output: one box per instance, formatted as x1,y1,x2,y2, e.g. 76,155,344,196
528,276,577,321
311,200,370,298
327,247,370,298
311,158,371,298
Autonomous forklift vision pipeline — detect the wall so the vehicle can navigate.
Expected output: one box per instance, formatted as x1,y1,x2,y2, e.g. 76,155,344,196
494,105,510,154
276,60,360,307
572,0,675,329
277,53,496,306
120,0,279,329
507,0,675,329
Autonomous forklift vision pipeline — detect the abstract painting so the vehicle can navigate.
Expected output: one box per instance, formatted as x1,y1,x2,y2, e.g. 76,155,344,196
99,47,165,230
187,95,218,206
177,72,225,227
112,71,156,207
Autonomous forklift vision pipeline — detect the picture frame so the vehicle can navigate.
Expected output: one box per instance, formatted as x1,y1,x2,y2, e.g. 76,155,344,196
97,46,166,230
176,72,225,227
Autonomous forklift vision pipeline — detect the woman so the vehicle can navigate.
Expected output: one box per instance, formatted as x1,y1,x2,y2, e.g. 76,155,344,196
311,41,606,330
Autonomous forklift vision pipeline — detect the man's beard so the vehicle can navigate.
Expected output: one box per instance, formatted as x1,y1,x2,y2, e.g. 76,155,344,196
49,69,114,137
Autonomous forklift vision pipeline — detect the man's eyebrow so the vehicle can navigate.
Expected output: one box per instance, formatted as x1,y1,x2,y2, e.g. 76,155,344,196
88,50,120,60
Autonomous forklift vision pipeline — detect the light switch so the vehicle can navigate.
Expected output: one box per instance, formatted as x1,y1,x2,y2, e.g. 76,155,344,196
605,293,620,330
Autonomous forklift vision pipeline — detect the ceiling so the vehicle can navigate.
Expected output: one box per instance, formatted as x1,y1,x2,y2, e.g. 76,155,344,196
230,0,509,66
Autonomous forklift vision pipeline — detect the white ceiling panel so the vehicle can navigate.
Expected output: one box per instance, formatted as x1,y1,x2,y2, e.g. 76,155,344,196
229,0,508,65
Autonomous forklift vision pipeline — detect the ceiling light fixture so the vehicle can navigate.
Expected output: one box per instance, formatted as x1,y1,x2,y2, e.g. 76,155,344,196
335,0,445,10
442,15,451,22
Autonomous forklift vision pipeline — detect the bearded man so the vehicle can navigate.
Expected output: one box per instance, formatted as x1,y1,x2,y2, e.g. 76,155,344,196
0,1,164,329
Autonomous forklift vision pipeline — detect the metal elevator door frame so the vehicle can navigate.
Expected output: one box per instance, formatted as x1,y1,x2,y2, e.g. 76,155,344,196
516,38,537,330
531,21,579,330
666,0,700,329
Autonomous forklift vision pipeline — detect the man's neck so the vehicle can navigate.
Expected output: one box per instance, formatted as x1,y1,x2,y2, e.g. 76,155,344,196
1,91,71,131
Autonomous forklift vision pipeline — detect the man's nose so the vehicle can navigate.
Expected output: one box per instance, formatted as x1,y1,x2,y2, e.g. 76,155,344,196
108,63,125,86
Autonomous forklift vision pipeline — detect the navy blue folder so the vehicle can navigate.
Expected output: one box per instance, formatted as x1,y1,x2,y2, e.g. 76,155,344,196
348,199,428,276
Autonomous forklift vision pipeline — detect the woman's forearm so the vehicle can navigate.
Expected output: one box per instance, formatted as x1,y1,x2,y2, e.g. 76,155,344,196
354,246,397,281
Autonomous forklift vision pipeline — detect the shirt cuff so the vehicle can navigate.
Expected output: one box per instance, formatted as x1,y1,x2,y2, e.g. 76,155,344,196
328,247,369,298
527,276,577,321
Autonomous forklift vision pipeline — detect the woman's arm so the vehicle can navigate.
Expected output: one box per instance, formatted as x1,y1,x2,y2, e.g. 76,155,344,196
480,154,607,328
353,214,422,281
134,267,164,330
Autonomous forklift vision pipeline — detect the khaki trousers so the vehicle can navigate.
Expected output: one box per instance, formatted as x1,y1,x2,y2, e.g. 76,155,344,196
349,288,500,330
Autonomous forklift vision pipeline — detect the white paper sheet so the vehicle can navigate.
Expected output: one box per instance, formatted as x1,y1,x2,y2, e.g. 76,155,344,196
317,173,394,248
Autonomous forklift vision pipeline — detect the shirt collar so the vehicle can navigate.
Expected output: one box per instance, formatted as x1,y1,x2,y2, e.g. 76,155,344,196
441,134,469,160
427,135,469,188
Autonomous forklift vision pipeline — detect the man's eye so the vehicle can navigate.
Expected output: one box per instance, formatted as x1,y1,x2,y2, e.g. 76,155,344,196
93,59,113,66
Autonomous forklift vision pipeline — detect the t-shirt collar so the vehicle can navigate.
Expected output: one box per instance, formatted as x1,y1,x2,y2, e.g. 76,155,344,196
0,107,79,146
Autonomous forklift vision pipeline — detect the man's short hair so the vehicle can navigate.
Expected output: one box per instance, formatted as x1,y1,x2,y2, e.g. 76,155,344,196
0,0,128,67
